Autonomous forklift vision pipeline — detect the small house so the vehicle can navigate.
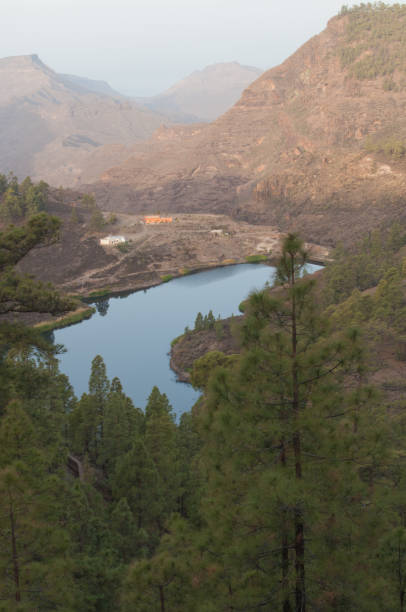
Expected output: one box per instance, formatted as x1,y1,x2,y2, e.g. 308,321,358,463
143,215,173,224
100,235,126,246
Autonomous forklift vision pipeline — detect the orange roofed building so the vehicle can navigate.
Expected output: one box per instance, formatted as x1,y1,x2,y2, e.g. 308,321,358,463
143,215,173,224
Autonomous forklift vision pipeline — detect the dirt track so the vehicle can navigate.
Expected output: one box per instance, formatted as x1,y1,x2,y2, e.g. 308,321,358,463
18,211,330,297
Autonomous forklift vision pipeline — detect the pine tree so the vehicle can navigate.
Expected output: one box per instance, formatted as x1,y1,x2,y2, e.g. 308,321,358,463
89,355,110,404
120,517,199,612
0,404,76,610
61,480,120,611
375,412,406,611
89,355,110,448
99,380,143,474
194,312,204,331
177,412,202,520
189,234,387,610
206,309,216,328
145,388,181,532
121,553,184,612
0,213,74,317
89,208,106,231
110,498,141,563
68,393,100,462
145,386,173,420
112,439,162,534
0,189,23,221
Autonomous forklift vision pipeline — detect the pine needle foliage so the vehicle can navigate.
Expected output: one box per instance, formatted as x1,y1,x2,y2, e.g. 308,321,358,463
192,234,388,610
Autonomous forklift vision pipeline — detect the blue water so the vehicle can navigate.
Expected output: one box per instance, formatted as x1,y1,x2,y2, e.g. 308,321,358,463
55,263,319,416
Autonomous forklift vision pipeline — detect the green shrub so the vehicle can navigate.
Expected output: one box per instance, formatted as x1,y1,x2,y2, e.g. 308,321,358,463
107,213,118,225
245,254,268,263
170,334,184,348
364,136,406,157
161,274,173,283
190,351,237,390
89,288,111,298
116,241,131,253
36,306,96,332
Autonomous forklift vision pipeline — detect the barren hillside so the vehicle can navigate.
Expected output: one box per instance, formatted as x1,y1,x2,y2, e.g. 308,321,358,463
90,5,406,245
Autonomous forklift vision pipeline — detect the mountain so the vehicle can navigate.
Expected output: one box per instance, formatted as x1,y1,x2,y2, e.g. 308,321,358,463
0,54,170,186
136,62,263,122
90,5,406,246
57,73,123,98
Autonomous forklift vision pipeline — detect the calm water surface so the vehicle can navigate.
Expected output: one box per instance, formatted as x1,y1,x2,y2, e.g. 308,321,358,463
55,263,319,416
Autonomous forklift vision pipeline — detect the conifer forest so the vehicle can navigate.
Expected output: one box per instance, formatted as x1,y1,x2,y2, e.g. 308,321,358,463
2,206,406,611
5,3,406,610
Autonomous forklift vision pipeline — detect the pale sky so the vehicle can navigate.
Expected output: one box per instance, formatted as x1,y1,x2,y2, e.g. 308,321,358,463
0,0,400,96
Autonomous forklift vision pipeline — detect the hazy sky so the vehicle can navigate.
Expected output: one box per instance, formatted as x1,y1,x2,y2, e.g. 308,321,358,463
0,0,399,95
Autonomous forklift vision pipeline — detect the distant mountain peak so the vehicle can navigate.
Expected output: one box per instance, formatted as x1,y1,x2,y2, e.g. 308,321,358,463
0,53,171,186
137,61,263,123
3,53,49,69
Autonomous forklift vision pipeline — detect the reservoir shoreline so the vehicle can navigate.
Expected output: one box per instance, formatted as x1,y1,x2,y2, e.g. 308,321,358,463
37,255,327,333
53,262,322,415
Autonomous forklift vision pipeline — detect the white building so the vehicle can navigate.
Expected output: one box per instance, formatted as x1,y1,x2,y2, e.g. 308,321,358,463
100,235,126,246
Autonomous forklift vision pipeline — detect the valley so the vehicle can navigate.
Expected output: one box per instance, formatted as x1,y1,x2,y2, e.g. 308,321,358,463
18,209,330,298
84,8,406,247
4,4,406,610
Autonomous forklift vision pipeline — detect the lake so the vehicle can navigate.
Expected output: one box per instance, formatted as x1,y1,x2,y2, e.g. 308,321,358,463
55,263,319,416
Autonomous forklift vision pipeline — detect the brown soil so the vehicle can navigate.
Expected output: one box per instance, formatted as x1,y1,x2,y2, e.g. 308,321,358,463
17,207,330,296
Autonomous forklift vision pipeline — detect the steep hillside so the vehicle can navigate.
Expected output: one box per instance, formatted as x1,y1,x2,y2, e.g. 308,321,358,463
0,54,169,186
91,4,406,245
136,62,263,122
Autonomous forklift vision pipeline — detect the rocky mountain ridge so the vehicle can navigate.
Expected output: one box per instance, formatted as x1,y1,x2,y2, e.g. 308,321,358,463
0,54,170,186
0,55,263,189
89,5,406,246
57,73,123,98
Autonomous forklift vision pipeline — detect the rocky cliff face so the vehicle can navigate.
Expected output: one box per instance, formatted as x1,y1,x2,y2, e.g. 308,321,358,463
91,6,406,245
0,54,169,186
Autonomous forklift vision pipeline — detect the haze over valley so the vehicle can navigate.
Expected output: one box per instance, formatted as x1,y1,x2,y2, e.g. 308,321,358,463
3,5,406,249
135,62,263,122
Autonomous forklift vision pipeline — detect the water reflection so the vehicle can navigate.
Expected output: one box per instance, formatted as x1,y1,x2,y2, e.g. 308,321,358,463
55,263,319,416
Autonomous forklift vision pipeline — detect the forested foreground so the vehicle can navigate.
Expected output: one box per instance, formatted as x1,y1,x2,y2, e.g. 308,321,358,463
4,217,406,611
